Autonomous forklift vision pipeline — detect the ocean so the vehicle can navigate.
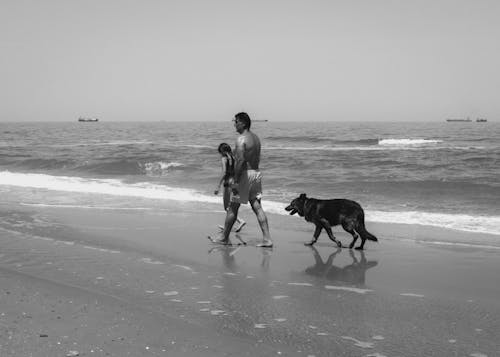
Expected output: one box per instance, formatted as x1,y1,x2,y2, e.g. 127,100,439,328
1,121,499,241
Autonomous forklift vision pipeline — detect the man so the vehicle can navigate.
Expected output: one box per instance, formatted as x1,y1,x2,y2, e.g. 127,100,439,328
210,112,273,248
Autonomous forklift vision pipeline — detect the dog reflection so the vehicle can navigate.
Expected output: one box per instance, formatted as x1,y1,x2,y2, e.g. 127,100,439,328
305,246,377,286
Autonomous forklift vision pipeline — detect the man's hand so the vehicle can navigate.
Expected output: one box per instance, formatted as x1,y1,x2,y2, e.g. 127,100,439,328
231,182,239,195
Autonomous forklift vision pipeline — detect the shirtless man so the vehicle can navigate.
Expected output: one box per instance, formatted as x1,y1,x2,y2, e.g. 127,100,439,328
210,112,273,247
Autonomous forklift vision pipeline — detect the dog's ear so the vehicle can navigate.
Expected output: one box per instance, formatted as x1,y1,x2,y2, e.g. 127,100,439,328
299,193,306,199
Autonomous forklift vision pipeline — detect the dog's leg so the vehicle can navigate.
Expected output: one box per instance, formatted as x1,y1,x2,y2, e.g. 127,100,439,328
356,238,366,250
341,220,359,249
319,218,342,248
305,224,322,246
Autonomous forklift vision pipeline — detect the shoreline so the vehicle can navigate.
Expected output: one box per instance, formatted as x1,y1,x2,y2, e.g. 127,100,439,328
2,171,500,238
1,201,499,356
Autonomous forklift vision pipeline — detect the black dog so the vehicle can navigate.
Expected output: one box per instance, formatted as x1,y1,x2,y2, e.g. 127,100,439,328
285,194,378,250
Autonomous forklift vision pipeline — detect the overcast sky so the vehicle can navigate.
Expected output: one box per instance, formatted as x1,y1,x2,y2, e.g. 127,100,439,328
1,0,499,122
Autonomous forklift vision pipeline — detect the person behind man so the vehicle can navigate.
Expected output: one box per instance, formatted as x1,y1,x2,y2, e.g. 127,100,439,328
209,112,273,247
214,142,246,232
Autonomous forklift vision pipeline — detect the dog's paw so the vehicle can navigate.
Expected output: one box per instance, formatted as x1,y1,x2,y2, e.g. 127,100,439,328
304,241,315,246
355,246,364,250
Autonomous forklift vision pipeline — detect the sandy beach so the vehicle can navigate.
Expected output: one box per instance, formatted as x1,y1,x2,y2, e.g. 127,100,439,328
0,199,498,357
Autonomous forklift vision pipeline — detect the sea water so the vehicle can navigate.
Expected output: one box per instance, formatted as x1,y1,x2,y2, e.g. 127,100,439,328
1,121,499,241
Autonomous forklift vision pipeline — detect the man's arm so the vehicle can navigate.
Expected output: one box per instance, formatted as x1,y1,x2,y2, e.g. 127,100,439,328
233,136,246,184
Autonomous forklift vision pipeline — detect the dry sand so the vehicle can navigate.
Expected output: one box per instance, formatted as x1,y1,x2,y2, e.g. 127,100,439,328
1,201,499,356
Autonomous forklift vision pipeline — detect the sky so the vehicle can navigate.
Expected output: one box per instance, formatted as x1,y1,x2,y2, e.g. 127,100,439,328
1,0,500,122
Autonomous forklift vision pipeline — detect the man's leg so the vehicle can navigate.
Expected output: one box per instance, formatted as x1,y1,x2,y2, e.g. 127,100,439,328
250,198,273,247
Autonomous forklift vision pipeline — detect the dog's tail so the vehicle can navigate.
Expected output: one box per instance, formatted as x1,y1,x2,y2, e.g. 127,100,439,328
357,212,378,242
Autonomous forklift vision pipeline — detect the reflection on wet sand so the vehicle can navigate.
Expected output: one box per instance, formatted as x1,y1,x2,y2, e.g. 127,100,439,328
208,245,239,272
209,233,273,273
206,244,281,337
208,244,272,273
305,246,378,287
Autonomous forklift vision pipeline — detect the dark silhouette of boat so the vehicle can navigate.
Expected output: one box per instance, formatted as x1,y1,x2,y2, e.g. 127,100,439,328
446,117,472,122
78,117,99,122
476,118,487,122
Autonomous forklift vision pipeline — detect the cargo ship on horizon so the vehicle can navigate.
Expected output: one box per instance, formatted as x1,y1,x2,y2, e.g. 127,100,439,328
78,117,99,122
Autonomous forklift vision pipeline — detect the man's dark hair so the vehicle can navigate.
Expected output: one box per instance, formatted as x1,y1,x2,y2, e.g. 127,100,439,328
235,112,251,129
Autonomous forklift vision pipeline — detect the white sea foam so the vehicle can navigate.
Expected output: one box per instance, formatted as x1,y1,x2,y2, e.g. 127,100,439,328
20,203,153,210
254,324,267,329
325,285,373,294
173,264,193,271
143,161,184,176
341,336,375,348
140,258,164,265
210,310,225,315
368,210,500,236
378,138,442,146
0,171,219,204
400,293,425,298
265,145,446,152
287,282,314,287
3,171,500,237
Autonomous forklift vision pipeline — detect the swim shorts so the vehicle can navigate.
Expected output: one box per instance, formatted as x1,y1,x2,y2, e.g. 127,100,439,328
231,170,262,204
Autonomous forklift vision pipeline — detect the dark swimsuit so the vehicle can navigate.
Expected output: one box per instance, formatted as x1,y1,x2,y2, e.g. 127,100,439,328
223,154,235,187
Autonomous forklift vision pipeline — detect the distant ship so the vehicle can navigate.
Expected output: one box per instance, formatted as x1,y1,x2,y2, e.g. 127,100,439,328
446,118,472,122
476,118,487,122
78,117,99,122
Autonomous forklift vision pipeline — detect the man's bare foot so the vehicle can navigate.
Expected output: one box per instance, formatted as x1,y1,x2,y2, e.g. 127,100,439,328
256,240,273,248
207,236,232,246
234,221,246,233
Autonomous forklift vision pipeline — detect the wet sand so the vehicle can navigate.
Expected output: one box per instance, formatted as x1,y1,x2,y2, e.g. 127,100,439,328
1,201,499,356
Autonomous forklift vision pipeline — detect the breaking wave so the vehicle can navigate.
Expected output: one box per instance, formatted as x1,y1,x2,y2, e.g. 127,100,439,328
1,171,499,237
